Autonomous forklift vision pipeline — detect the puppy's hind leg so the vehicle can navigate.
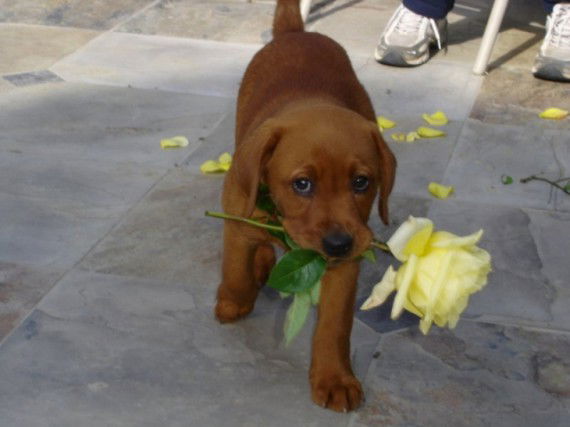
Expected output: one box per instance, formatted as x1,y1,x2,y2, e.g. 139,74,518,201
215,222,263,323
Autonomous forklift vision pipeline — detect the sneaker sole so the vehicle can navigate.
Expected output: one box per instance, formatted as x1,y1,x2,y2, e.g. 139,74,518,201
533,65,570,82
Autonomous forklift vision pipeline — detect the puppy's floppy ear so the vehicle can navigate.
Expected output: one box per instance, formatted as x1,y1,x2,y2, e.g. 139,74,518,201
231,119,282,217
370,125,396,225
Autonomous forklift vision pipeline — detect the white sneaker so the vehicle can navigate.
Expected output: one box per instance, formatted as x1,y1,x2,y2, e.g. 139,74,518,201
374,4,447,67
533,3,570,82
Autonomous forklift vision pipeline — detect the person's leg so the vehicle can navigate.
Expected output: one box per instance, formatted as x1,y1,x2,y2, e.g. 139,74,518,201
404,0,454,20
543,0,561,13
375,0,452,67
533,1,570,81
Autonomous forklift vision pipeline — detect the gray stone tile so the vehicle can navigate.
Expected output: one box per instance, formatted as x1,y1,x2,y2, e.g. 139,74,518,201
0,269,376,426
0,262,63,341
183,107,235,171
0,82,229,167
471,67,570,129
0,152,164,268
51,32,260,97
0,23,98,76
427,200,569,331
443,119,570,212
527,209,570,332
0,0,150,30
380,118,464,198
353,322,570,427
79,168,226,285
359,59,482,121
119,0,275,44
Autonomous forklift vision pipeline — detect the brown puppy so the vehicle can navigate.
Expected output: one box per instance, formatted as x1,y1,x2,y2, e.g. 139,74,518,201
214,0,396,412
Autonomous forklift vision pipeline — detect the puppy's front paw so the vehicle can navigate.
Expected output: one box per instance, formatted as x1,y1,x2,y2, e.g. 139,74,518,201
215,298,254,323
310,372,363,412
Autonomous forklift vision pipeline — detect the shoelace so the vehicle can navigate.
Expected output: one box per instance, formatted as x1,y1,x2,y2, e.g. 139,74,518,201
394,7,443,50
549,4,570,49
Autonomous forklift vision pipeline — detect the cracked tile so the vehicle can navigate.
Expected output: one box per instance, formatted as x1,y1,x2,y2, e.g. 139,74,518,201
79,168,225,286
427,200,569,331
443,120,570,212
354,322,570,426
0,269,375,426
0,262,63,341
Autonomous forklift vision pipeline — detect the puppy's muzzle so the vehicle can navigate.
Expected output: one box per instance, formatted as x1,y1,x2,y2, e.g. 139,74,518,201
322,231,353,258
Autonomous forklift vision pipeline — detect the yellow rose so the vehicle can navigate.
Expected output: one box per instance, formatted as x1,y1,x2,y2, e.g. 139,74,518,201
361,216,491,334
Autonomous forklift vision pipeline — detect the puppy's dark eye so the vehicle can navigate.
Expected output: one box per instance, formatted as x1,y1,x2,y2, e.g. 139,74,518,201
352,175,369,193
292,178,313,196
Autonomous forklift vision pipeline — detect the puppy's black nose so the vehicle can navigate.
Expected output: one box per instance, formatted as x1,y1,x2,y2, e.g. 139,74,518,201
322,232,353,258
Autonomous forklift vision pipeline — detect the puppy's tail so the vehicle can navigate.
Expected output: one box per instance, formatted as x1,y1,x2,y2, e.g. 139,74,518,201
273,0,304,38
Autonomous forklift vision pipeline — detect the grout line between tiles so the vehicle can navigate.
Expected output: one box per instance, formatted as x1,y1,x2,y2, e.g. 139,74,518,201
0,166,173,350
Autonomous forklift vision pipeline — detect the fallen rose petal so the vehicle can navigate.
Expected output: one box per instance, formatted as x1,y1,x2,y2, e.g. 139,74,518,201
539,107,568,120
200,160,223,174
160,136,189,149
422,110,449,126
428,182,454,199
218,152,232,164
406,131,420,142
391,132,406,142
377,116,397,130
417,126,446,138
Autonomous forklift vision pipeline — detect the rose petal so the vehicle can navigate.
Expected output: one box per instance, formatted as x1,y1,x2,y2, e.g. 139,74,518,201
218,152,232,164
391,132,406,142
417,126,446,138
428,182,454,199
406,131,420,142
391,254,418,319
430,229,484,249
160,136,189,149
360,266,397,310
422,111,449,126
388,216,434,261
200,160,223,174
377,116,397,130
539,107,568,120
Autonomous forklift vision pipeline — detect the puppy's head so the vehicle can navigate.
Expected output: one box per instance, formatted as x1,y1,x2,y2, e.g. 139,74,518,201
232,104,396,261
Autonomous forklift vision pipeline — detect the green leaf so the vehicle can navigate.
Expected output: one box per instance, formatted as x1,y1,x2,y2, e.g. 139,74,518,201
284,291,312,346
361,248,377,264
501,175,513,185
310,280,322,305
565,182,570,192
267,249,327,293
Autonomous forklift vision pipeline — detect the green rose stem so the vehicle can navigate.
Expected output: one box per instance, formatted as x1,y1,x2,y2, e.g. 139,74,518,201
520,175,570,195
204,210,391,253
205,210,285,233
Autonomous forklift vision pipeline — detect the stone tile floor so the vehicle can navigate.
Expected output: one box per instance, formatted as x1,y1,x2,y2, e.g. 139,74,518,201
0,1,569,426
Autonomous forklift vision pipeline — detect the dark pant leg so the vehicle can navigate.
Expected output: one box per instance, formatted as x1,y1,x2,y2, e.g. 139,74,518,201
543,0,562,13
403,0,455,19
